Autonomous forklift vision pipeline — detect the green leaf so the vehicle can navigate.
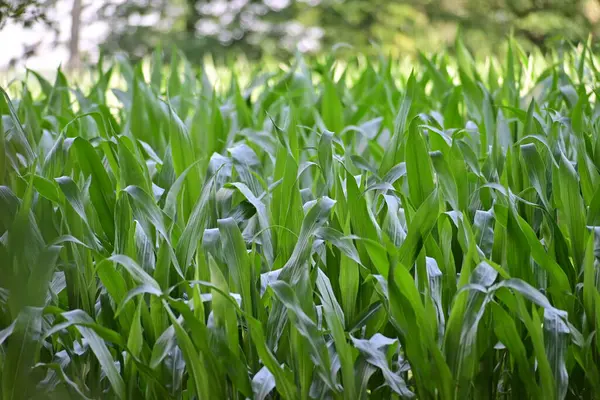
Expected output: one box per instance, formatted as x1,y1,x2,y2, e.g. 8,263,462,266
271,280,338,392
405,123,435,207
69,137,115,241
556,153,586,269
50,310,126,399
350,334,414,398
380,72,415,175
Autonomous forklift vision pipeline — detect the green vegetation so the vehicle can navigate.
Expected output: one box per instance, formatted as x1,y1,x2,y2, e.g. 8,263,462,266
1,38,600,399
3,0,600,65
98,0,600,60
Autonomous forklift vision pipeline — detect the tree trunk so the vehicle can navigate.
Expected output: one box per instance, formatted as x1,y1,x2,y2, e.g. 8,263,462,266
68,0,83,69
186,0,200,34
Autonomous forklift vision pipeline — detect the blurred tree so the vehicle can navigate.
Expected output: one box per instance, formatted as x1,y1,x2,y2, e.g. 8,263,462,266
1,0,60,67
96,0,599,61
2,0,599,65
0,0,47,28
185,0,199,33
304,0,597,55
68,0,83,69
460,0,594,49
97,0,320,62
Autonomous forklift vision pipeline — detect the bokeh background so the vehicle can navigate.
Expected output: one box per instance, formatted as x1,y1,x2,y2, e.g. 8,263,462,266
1,0,600,70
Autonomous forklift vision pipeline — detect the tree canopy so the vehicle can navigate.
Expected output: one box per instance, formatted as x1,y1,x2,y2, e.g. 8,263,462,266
3,0,600,64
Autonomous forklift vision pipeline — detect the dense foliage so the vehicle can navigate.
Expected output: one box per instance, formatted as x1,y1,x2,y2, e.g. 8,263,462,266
100,0,599,60
2,39,600,399
3,0,600,64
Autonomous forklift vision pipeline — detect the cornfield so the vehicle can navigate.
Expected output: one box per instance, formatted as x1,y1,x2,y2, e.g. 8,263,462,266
2,38,600,399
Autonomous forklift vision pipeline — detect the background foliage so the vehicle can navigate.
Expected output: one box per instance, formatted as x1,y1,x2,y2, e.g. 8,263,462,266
2,0,600,65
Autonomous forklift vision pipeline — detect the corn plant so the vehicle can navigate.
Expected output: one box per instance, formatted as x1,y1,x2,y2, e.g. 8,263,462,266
1,38,600,399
